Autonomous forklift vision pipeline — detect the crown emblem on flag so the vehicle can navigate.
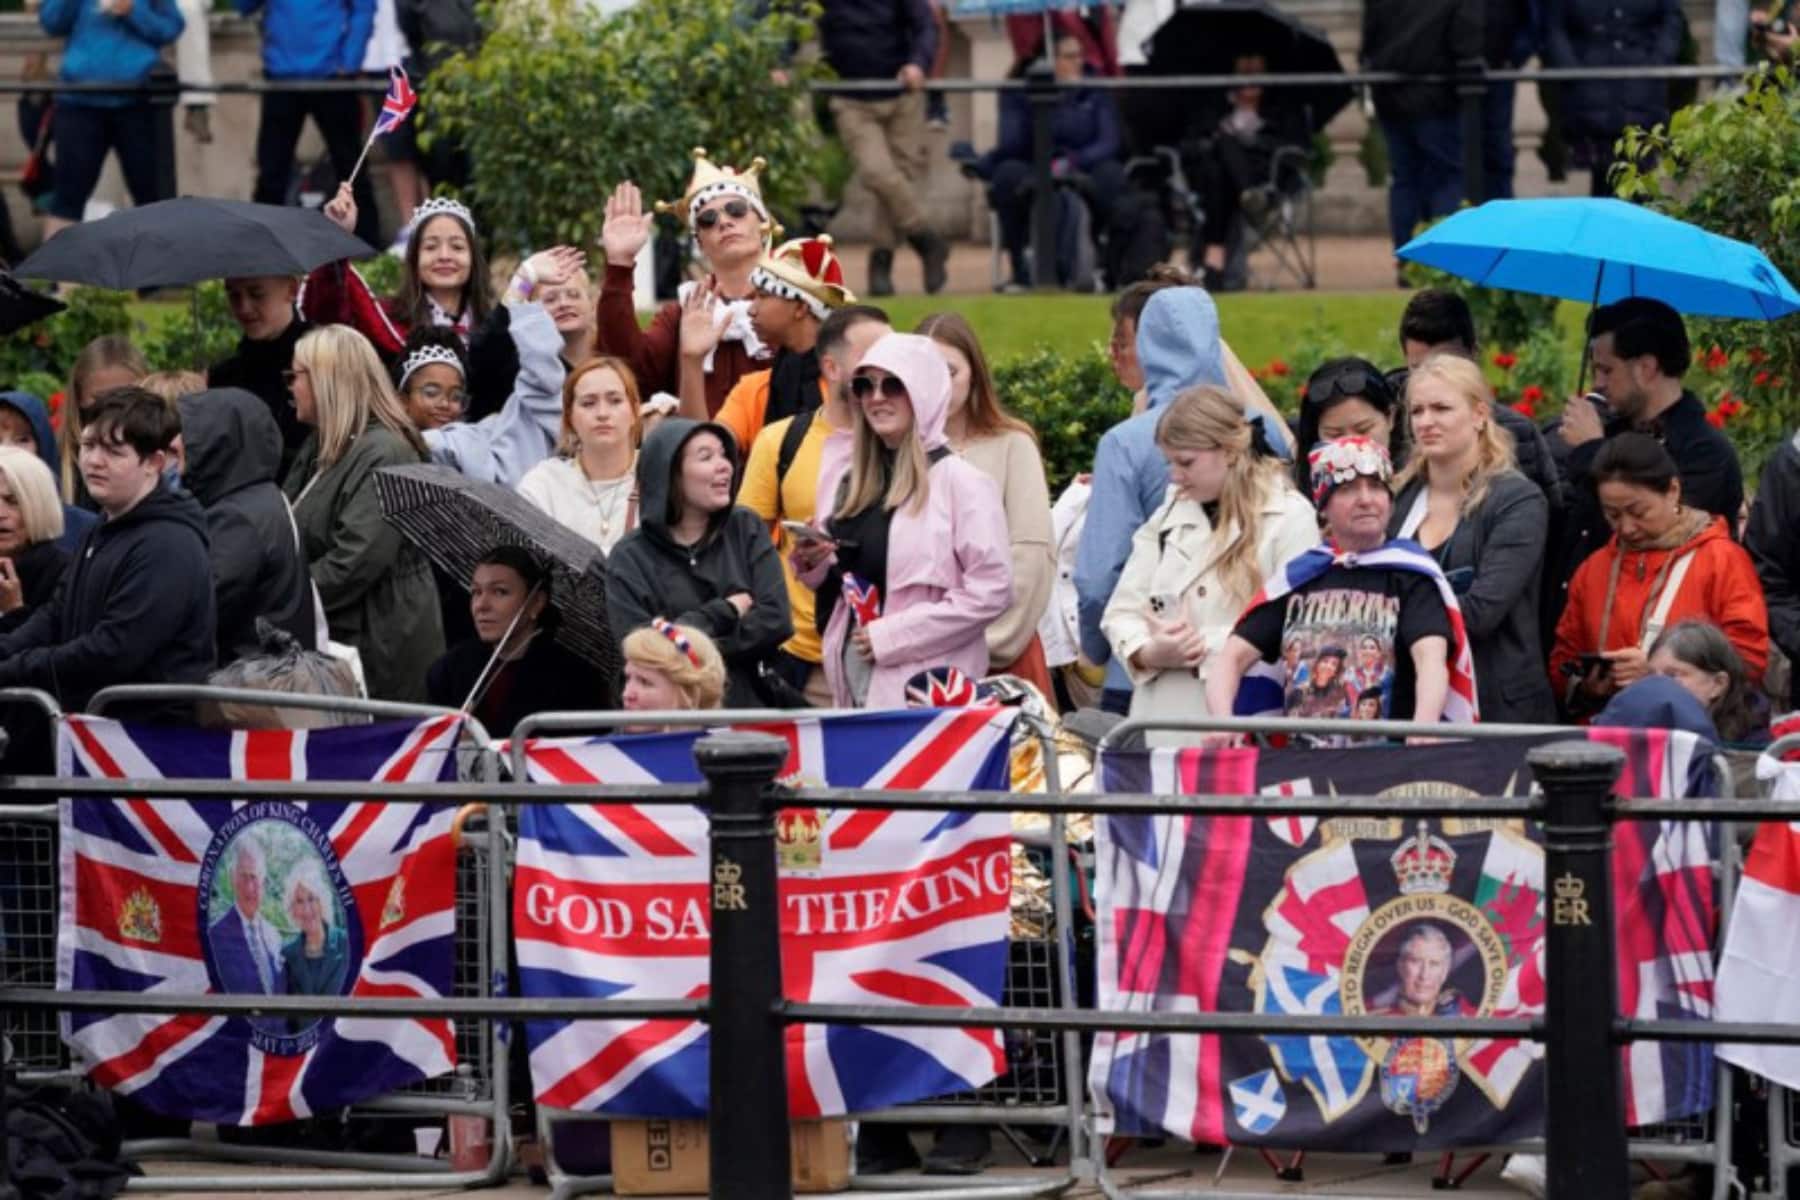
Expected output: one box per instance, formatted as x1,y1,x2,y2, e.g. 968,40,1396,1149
1390,821,1456,895
117,887,162,943
776,807,825,872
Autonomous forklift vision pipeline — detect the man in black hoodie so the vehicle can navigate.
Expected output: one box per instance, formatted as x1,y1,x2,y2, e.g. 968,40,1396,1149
175,388,316,663
0,389,215,711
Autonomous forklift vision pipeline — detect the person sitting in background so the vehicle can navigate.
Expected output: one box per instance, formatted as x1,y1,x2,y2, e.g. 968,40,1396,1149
1102,386,1319,745
426,545,608,733
957,34,1124,290
0,391,96,551
517,356,643,556
1389,355,1555,724
1645,618,1769,745
1078,287,1293,714
58,335,146,508
918,312,1055,695
791,333,1011,711
0,446,68,636
607,419,793,709
1294,357,1409,494
0,388,214,711
175,388,316,665
283,325,442,703
714,236,853,455
1551,434,1767,720
620,620,727,731
391,328,469,433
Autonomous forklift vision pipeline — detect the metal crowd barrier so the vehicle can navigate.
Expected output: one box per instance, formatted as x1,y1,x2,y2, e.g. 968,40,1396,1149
509,707,1088,1200
1090,714,1742,1200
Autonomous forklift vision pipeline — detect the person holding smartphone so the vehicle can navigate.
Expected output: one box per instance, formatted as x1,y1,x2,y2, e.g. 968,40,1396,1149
1389,355,1556,724
1550,434,1767,719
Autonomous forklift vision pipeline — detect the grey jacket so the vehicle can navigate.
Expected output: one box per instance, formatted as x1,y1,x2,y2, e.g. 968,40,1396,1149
1390,469,1556,724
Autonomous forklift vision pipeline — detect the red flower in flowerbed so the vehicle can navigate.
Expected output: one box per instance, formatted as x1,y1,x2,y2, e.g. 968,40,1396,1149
1754,370,1772,387
1267,359,1290,377
1492,352,1517,370
1749,347,1771,365
1705,345,1730,372
47,390,64,432
1706,409,1727,428
1719,397,1745,419
1511,399,1537,418
1520,384,1544,404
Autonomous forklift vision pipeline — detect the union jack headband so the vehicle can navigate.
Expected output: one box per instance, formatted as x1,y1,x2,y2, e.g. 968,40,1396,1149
397,343,465,390
408,196,476,236
651,618,703,669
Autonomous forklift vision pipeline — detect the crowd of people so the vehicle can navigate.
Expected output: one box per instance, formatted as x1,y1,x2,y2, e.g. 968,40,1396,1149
0,136,1784,771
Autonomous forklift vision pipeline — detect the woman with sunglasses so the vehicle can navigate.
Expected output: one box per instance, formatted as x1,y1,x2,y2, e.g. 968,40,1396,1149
1293,356,1407,498
595,154,777,420
283,325,443,703
1388,354,1556,723
791,333,1012,709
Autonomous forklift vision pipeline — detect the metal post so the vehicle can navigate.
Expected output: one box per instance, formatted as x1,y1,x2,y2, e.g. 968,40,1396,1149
694,732,792,1200
1457,60,1487,206
1528,741,1627,1200
1025,64,1058,292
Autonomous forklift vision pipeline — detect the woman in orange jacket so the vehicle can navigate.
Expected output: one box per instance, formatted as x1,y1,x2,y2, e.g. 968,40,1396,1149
1551,433,1769,719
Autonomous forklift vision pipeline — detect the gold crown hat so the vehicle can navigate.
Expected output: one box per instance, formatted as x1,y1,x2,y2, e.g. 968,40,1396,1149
655,147,773,230
749,236,856,319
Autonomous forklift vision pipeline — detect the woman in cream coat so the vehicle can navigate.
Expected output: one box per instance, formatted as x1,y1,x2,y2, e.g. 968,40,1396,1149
1104,385,1319,743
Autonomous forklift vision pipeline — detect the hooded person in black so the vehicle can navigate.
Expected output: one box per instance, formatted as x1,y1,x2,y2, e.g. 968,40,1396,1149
605,418,792,709
176,388,317,664
0,388,214,713
209,275,313,480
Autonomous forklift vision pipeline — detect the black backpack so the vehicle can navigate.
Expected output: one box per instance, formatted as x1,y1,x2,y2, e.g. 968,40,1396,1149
6,1083,135,1200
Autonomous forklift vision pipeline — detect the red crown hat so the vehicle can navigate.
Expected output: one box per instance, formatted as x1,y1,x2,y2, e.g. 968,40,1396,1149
749,236,856,320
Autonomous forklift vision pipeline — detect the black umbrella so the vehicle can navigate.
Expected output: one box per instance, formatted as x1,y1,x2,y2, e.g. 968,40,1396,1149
0,270,64,336
13,198,375,290
1123,0,1352,153
375,464,620,686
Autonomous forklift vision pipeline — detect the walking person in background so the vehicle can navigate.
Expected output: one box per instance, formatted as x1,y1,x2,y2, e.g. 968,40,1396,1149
36,0,183,241
238,0,383,248
1543,0,1682,196
1102,386,1319,744
792,333,1011,710
917,312,1055,695
283,325,442,702
1389,355,1555,723
819,0,951,296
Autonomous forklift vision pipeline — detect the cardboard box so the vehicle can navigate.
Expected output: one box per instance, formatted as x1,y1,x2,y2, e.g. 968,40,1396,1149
610,1118,851,1196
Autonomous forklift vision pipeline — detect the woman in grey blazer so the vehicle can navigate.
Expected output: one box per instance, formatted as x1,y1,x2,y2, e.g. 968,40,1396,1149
1389,355,1557,724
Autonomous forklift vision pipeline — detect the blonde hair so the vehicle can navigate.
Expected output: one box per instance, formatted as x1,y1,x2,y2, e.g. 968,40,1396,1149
295,325,426,472
621,622,726,710
0,446,65,545
560,356,643,456
835,374,933,519
138,370,206,404
59,335,147,502
1393,353,1517,514
1155,386,1296,607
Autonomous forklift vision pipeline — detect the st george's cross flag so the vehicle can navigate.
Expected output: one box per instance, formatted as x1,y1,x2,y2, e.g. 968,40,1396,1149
56,715,464,1124
1717,751,1800,1088
514,707,1017,1117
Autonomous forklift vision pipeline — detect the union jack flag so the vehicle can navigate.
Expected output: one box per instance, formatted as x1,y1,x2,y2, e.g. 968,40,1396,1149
842,572,881,627
55,715,464,1124
372,66,417,138
514,707,1017,1117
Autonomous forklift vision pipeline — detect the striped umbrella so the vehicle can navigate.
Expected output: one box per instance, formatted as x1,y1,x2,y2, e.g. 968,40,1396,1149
375,463,619,684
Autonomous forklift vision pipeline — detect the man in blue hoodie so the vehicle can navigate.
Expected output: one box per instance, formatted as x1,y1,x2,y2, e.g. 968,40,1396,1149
1073,287,1293,715
37,0,184,240
238,0,381,247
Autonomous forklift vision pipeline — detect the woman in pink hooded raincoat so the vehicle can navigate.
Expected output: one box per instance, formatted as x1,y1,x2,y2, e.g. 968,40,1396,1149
793,332,1013,709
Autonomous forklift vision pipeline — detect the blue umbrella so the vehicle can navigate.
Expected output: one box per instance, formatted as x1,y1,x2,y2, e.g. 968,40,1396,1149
1397,198,1800,322
949,0,1116,13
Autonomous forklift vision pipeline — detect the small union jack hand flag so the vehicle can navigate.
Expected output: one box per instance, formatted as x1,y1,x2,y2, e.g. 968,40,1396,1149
372,65,417,138
842,572,881,628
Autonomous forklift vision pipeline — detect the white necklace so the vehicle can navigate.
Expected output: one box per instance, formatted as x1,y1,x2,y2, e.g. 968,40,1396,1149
580,452,634,538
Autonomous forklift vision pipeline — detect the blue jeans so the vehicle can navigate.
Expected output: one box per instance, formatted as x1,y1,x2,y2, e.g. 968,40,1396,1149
1381,114,1464,249
1717,0,1750,67
1481,80,1517,200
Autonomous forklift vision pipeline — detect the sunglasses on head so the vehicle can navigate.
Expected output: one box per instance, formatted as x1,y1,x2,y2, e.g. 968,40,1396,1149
851,374,908,402
1305,365,1389,409
695,199,751,230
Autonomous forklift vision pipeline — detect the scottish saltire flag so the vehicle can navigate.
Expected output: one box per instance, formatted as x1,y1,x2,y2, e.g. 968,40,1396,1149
55,715,464,1124
1235,540,1479,724
1090,730,1716,1150
515,707,1018,1117
372,66,416,137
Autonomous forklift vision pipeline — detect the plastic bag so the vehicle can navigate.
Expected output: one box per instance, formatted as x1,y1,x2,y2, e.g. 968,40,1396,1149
198,619,369,729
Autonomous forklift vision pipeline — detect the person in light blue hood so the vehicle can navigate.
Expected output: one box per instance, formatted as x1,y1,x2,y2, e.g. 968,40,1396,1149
1073,287,1293,713
0,392,98,554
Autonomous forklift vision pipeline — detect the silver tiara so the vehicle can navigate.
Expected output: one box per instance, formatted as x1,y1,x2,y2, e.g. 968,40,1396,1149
398,342,465,389
408,196,476,235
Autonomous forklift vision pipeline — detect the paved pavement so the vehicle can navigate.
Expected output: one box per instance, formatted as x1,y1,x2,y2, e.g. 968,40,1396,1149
831,235,1404,298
